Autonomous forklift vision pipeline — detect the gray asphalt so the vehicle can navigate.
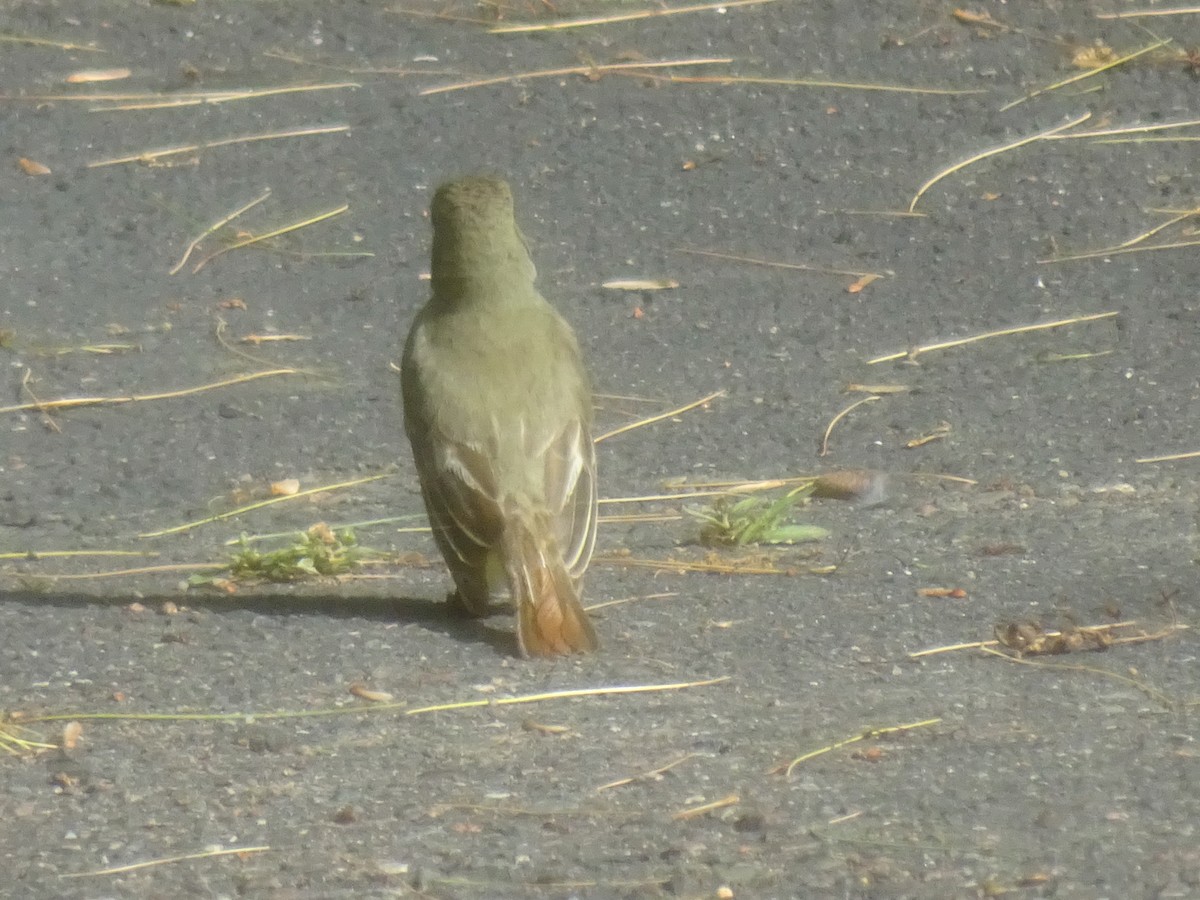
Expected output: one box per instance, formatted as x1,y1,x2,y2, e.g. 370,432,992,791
2,2,1199,898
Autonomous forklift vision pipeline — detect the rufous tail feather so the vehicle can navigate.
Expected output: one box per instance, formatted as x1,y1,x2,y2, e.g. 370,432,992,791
503,514,597,657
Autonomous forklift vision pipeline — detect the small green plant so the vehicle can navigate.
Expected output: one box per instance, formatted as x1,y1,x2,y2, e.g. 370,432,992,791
191,523,370,586
688,489,828,547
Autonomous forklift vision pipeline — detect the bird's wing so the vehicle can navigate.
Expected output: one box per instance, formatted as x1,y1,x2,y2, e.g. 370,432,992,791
409,431,503,572
541,417,598,580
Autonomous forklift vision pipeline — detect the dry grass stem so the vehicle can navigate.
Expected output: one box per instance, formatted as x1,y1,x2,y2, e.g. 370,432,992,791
1,719,57,755
845,383,909,394
598,512,683,525
263,54,460,78
672,793,740,820
88,82,359,112
674,246,884,279
0,32,103,51
404,677,731,715
228,516,426,546
594,555,815,576
388,6,494,25
62,846,271,879
0,368,303,416
777,717,942,778
214,317,274,368
595,752,696,792
978,646,1177,707
907,620,1172,657
1111,206,1200,248
190,203,350,273
662,476,814,492
41,343,141,356
594,389,725,443
866,311,1118,365
86,124,350,168
635,73,984,95
1041,238,1200,264
999,39,1171,111
600,489,739,505
1038,205,1200,263
2,85,356,104
1095,137,1200,144
19,368,61,432
601,278,679,291
490,0,778,33
1096,7,1200,18
820,396,881,456
23,678,729,728
1136,449,1200,463
138,473,390,538
595,392,663,404
1043,118,1200,140
909,472,978,486
39,563,227,580
0,549,155,561
419,58,732,96
908,112,1091,212
585,592,679,612
836,209,928,218
170,189,272,274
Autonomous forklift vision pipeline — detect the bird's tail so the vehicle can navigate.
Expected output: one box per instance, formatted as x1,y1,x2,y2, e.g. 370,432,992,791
502,509,598,657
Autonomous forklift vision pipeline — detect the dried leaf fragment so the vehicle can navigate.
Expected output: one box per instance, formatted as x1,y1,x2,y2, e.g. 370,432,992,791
602,278,679,291
851,746,885,762
993,621,1113,656
1071,42,1117,70
952,9,1007,30
917,586,968,599
349,682,394,702
242,333,310,344
845,383,909,395
60,721,83,751
846,273,880,294
905,422,951,448
66,67,132,84
308,521,336,544
270,478,300,496
812,469,887,503
17,157,51,176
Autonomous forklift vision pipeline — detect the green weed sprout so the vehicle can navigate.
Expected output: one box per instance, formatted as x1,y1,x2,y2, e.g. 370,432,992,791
688,487,828,547
191,522,370,585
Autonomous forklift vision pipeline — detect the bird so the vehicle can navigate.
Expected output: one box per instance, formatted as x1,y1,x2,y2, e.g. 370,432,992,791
400,175,599,657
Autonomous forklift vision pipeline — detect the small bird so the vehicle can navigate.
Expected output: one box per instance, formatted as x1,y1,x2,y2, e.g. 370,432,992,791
400,176,599,657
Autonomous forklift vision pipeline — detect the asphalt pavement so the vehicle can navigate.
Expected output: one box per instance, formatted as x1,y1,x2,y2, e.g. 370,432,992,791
1,2,1199,898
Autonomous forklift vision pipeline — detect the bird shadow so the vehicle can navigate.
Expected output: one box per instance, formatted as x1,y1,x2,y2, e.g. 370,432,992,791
0,586,520,657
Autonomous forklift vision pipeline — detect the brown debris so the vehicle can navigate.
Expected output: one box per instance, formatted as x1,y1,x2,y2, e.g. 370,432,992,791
994,621,1112,656
17,157,51,175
